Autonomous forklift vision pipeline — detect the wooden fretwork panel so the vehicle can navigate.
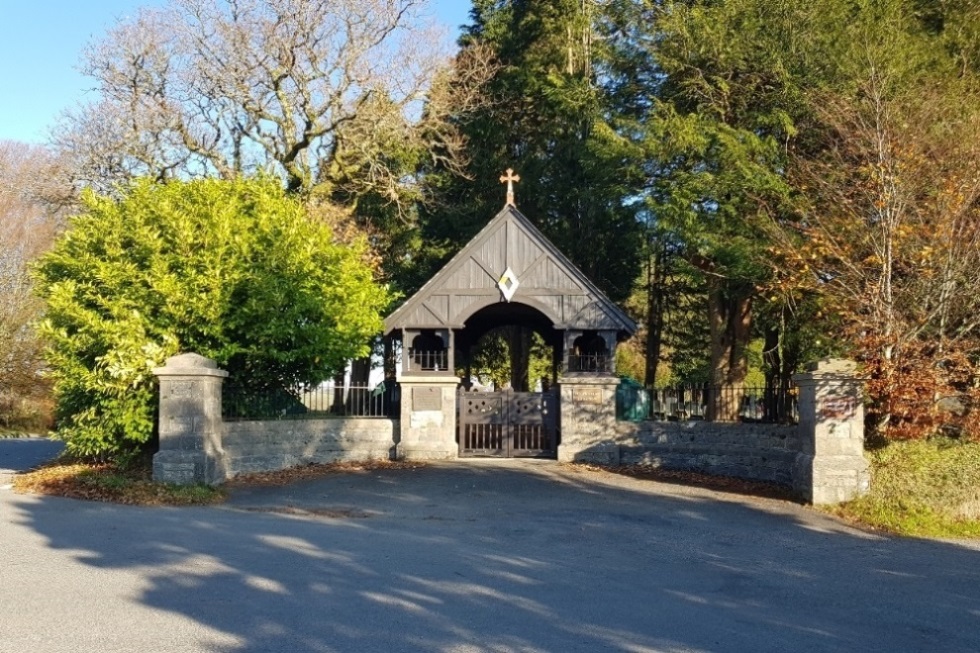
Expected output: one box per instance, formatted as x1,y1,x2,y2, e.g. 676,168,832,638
458,389,557,458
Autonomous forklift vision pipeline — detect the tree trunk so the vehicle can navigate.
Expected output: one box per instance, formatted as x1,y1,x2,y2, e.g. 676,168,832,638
331,370,346,415
706,283,752,421
644,246,666,387
508,327,531,392
763,324,780,422
350,357,371,385
383,337,396,380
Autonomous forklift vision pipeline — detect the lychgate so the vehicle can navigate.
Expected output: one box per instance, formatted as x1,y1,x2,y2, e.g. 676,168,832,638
383,184,636,461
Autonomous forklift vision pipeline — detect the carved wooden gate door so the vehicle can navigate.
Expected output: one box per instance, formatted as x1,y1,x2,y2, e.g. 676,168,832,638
458,389,558,458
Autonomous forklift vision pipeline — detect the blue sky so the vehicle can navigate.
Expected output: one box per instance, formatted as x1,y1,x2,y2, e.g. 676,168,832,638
0,0,471,144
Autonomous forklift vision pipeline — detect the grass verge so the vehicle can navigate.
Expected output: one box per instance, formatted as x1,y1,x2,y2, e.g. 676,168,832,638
828,437,980,538
13,460,226,506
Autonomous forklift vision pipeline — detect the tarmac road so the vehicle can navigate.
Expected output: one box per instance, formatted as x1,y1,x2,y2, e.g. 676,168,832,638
0,436,63,486
2,440,979,653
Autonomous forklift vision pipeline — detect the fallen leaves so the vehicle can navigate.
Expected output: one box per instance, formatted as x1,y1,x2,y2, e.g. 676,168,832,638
241,506,371,519
566,462,798,501
13,462,225,506
225,459,427,487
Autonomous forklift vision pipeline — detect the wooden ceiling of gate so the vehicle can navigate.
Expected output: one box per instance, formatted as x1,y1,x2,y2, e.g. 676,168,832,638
384,205,636,337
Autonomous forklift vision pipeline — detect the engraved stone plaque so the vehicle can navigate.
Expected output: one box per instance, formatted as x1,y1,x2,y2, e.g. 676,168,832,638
413,387,443,411
168,380,197,398
574,388,603,405
819,395,858,421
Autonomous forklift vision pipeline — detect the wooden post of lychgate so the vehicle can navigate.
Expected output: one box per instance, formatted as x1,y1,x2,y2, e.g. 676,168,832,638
152,353,228,485
792,359,870,504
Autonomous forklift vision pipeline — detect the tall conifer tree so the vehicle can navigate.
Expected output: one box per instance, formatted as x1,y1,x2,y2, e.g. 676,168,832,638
420,0,642,303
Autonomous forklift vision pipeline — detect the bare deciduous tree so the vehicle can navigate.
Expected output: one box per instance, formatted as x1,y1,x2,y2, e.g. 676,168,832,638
56,0,494,209
781,60,980,438
0,141,64,427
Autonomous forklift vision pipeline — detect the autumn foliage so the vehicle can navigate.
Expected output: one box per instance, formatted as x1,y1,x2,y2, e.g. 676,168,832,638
777,64,980,440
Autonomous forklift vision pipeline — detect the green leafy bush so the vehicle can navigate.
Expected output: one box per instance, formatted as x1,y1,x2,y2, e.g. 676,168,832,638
34,178,389,460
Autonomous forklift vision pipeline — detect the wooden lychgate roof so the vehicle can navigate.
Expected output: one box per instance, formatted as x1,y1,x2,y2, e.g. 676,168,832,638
384,205,636,337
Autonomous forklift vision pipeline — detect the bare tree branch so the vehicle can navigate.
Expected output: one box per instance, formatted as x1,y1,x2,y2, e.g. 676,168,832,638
55,0,495,209
0,142,65,411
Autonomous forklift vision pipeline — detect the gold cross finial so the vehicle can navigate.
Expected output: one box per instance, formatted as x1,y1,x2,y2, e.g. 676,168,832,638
499,168,520,206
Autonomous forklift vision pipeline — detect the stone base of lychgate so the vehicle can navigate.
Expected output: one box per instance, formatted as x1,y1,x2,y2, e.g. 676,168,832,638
792,359,870,505
395,376,460,461
556,376,621,465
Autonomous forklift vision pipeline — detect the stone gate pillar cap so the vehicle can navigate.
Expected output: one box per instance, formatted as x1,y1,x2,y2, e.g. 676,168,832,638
153,352,228,377
166,352,219,368
806,358,858,374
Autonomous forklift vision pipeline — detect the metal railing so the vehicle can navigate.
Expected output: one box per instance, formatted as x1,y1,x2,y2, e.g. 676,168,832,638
639,384,798,424
405,348,450,373
564,354,615,375
648,385,708,420
223,380,398,421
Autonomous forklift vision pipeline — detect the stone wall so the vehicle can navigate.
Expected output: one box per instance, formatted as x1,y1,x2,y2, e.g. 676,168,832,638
604,358,871,504
222,418,398,477
154,353,869,505
613,421,801,486
152,353,398,485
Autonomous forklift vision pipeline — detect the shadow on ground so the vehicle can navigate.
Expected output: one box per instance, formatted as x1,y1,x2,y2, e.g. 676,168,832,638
7,459,980,652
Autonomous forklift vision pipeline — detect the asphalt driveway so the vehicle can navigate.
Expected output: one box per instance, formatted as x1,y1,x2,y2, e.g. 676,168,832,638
2,440,979,652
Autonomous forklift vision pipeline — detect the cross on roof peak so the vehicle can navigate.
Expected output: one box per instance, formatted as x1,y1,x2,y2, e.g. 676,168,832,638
499,168,520,206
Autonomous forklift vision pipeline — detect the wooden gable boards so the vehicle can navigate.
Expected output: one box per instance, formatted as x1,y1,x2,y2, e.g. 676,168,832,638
384,205,636,336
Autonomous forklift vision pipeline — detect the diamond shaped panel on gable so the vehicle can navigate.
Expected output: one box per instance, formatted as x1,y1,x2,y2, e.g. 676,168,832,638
497,267,520,302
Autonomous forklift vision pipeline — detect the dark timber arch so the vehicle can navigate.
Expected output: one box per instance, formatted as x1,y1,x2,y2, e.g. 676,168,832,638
384,204,636,457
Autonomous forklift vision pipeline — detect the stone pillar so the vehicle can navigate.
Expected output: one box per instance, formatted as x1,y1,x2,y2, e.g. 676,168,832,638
396,376,459,460
152,353,228,485
792,359,870,504
557,376,621,465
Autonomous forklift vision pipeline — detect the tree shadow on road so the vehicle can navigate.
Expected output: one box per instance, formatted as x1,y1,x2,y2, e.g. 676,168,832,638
7,462,980,652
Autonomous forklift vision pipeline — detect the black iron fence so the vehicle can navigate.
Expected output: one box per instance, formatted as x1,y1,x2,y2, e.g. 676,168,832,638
564,354,615,375
405,348,450,373
223,380,398,421
619,383,798,424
